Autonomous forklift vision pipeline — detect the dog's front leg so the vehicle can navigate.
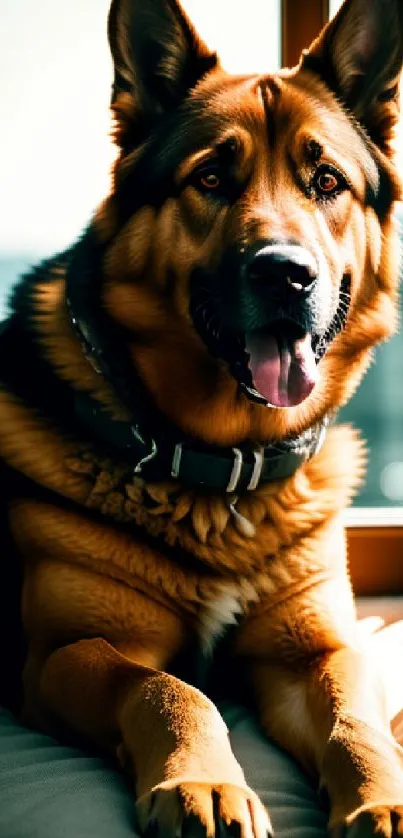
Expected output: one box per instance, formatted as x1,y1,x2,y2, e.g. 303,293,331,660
238,610,403,836
39,637,271,838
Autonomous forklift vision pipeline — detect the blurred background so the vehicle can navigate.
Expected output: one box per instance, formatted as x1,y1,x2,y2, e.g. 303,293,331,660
0,0,402,507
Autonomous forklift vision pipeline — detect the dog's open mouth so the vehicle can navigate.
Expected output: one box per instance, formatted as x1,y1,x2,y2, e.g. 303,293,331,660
190,276,351,408
244,324,318,407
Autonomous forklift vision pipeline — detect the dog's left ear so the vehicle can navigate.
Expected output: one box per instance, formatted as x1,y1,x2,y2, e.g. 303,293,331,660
304,0,403,154
108,0,218,146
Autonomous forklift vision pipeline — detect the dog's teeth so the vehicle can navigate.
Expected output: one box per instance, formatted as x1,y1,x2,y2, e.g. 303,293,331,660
241,383,268,405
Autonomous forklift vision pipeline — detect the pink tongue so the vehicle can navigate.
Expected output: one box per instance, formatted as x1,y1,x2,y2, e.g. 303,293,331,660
246,332,319,407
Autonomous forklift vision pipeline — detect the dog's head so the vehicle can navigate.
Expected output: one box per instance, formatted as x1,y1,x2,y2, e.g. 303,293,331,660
96,0,403,445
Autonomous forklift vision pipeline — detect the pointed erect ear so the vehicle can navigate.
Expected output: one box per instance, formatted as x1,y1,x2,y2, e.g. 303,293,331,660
108,0,218,146
303,0,403,154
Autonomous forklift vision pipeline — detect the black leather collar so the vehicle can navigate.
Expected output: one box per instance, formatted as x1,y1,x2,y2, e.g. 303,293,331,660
74,389,327,492
67,227,327,493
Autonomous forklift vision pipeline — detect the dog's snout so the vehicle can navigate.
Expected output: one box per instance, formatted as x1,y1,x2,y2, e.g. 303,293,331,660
247,244,318,295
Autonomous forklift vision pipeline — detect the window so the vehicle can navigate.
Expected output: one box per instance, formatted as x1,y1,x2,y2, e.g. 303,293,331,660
183,1,281,73
0,0,113,262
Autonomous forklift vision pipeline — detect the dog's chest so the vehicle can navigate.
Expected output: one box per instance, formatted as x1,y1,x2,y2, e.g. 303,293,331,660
197,585,256,654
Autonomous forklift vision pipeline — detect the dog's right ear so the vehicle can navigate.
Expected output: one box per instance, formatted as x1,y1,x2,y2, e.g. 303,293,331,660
108,0,218,147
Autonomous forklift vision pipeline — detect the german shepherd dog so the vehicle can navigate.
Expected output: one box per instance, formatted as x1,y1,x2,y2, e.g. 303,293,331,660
1,0,403,835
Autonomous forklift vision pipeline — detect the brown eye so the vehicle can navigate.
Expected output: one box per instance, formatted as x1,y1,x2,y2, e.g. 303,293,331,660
198,171,221,190
317,172,338,193
189,160,233,200
313,165,346,198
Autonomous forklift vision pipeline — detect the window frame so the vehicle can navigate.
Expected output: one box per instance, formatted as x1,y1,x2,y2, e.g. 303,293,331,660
281,0,329,67
346,517,403,596
281,0,403,594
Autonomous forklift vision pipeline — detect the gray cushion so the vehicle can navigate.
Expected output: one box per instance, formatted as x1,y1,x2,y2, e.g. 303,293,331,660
0,704,327,838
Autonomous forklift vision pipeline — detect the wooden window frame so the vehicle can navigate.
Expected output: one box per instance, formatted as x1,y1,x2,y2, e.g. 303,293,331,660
281,0,403,597
345,512,403,596
281,0,329,67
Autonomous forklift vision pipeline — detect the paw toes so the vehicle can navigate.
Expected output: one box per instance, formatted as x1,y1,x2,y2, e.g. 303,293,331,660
247,794,273,838
331,806,403,837
137,782,270,838
213,787,251,838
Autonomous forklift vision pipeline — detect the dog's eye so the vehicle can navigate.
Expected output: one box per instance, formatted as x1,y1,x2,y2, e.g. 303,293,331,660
200,172,221,190
192,163,222,194
312,165,346,198
317,172,338,193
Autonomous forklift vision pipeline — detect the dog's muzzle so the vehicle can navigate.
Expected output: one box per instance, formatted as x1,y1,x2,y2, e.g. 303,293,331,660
190,240,351,410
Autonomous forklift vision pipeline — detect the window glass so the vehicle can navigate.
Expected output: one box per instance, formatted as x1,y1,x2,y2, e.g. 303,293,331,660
183,1,280,73
0,1,114,262
329,0,343,15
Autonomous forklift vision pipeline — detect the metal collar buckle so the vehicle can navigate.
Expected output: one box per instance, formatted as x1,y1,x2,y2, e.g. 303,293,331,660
171,443,183,479
171,443,265,492
226,445,264,493
134,436,158,475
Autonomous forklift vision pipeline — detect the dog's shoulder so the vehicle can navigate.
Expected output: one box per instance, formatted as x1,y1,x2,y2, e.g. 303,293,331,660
0,252,95,508
0,252,70,405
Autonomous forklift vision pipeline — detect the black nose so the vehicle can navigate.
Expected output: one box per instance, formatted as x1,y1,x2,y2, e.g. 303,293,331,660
247,244,318,295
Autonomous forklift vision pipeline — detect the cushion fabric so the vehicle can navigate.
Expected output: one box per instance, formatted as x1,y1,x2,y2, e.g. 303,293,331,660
0,703,327,838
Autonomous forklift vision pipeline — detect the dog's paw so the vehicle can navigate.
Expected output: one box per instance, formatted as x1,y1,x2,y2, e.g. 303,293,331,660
136,780,273,838
329,805,403,837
